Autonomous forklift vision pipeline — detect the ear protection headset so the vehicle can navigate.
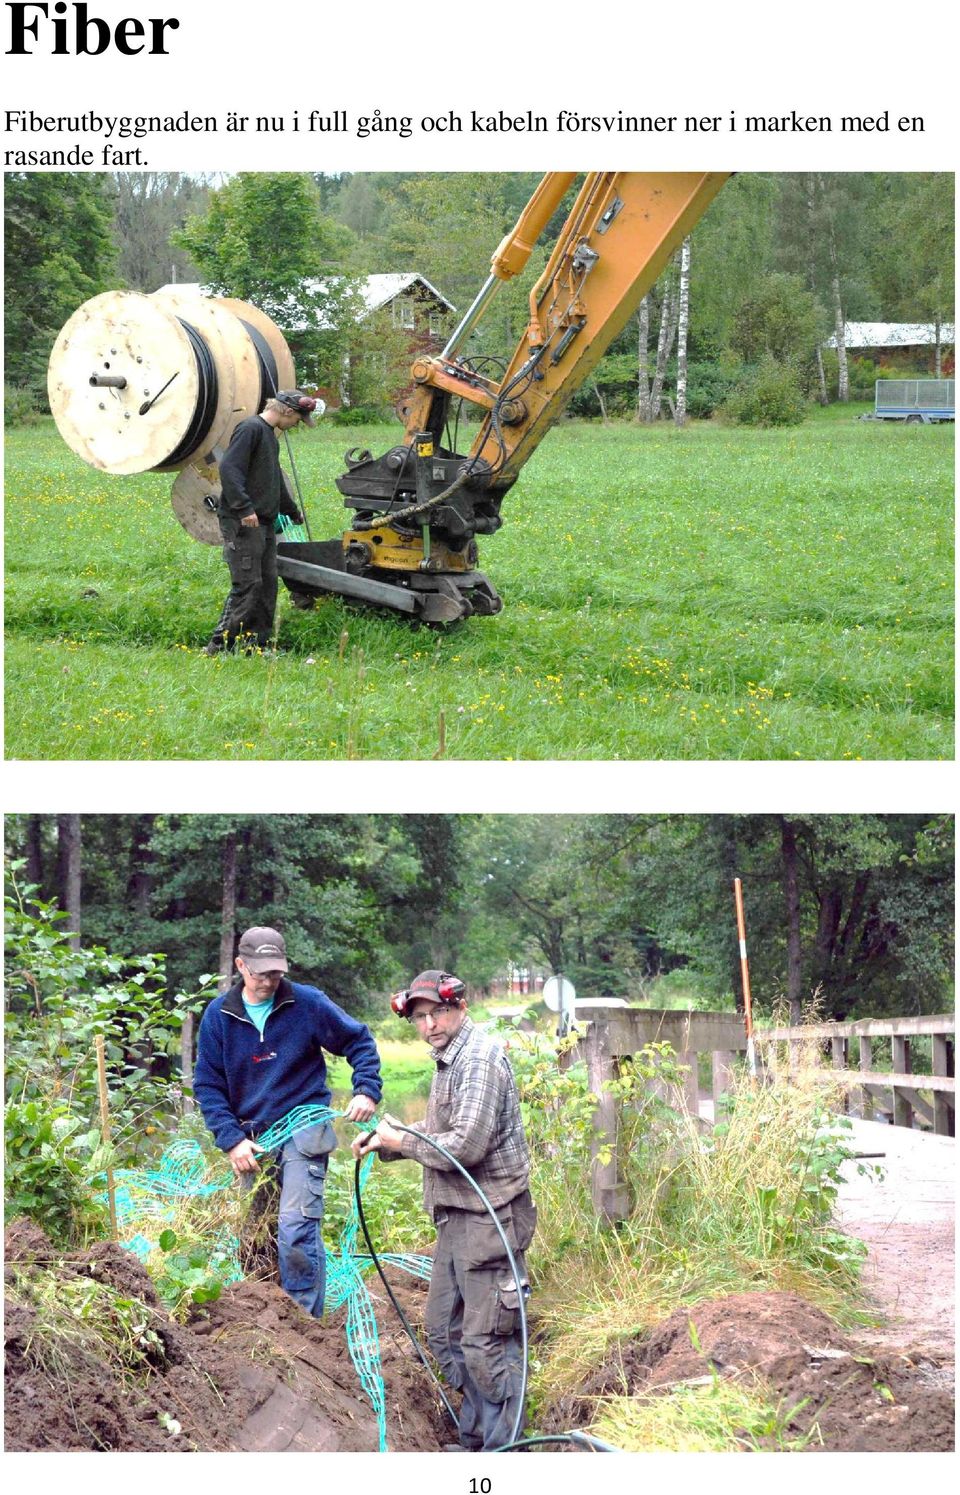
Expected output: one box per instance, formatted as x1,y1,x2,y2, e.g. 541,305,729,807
391,972,465,1018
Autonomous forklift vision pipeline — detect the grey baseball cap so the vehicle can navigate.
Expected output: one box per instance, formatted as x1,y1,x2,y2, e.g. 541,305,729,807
237,926,289,973
275,390,322,426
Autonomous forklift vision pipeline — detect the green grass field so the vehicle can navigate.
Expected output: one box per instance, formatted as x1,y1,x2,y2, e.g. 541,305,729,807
4,408,953,760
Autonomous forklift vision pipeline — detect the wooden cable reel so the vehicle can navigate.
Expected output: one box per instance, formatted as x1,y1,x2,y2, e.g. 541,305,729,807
48,290,295,543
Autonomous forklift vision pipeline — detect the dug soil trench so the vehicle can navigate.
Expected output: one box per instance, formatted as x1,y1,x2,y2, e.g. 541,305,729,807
4,1220,449,1452
542,1288,954,1451
6,1191,954,1453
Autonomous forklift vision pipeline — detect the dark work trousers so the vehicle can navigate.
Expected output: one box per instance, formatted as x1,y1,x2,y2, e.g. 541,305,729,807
209,517,279,649
425,1192,536,1451
244,1122,336,1318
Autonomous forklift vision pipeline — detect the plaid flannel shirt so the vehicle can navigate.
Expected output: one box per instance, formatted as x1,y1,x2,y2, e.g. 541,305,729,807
398,1017,530,1216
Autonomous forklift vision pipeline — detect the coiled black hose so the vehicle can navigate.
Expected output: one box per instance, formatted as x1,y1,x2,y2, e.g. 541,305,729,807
162,319,220,468
353,1122,617,1453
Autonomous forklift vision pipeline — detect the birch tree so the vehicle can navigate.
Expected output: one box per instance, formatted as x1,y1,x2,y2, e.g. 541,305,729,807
805,176,830,404
674,237,692,426
637,296,651,421
648,260,680,421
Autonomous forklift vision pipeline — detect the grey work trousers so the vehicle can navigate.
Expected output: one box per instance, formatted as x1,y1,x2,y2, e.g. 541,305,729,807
210,517,279,648
425,1191,536,1451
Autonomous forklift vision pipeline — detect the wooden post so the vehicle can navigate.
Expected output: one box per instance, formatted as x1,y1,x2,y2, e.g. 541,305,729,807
859,1036,874,1120
95,1034,119,1243
711,1050,735,1115
892,1036,913,1129
180,1012,195,1114
932,1034,954,1137
680,1014,701,1119
831,1035,849,1114
583,1023,631,1221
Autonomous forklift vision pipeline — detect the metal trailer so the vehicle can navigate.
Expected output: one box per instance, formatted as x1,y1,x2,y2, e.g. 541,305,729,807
869,378,955,423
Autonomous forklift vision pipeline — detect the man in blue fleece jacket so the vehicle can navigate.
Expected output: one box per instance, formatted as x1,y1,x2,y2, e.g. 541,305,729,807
194,925,381,1317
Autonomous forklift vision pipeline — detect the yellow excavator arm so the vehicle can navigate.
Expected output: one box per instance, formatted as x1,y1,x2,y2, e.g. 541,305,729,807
406,173,727,488
322,171,728,619
46,171,730,625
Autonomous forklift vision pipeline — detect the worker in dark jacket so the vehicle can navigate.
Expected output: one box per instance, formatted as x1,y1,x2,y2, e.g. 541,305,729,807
195,925,381,1317
204,390,322,654
353,970,535,1451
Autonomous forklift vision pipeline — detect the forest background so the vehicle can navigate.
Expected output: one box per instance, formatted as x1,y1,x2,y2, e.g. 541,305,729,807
7,813,953,1027
5,171,954,424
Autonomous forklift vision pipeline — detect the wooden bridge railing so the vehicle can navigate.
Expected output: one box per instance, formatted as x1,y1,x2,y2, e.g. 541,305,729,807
572,1009,747,1220
572,1008,955,1221
760,1014,955,1137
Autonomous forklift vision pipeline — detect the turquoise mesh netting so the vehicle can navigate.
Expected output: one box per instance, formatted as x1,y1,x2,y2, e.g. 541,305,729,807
112,1105,431,1452
275,514,307,541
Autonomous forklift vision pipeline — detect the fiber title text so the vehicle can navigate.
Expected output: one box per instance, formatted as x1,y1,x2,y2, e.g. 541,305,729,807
5,3,179,54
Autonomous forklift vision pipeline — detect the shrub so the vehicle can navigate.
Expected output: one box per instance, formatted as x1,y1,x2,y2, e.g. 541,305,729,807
684,361,739,419
331,404,392,425
4,385,41,426
149,1228,229,1317
4,1098,111,1244
723,357,807,427
505,1030,685,1264
4,865,216,1166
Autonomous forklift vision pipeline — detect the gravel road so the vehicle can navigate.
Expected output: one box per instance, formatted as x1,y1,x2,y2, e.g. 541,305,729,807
837,1116,955,1360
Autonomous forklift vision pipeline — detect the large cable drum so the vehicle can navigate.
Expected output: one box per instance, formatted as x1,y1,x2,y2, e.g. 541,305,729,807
47,290,295,477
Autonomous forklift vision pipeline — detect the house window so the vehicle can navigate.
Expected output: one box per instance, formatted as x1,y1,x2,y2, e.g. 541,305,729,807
393,298,415,330
428,313,444,338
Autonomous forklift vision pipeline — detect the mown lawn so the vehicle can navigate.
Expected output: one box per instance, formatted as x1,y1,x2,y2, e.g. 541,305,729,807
4,409,953,760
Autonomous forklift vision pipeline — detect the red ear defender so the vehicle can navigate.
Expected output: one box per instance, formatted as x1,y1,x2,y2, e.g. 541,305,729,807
391,989,411,1016
437,976,465,1004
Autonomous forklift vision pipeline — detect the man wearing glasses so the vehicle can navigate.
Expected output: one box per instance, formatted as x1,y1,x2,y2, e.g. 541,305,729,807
195,925,381,1317
354,970,536,1451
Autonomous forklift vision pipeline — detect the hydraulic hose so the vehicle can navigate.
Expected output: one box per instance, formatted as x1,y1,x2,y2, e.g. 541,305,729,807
352,1121,615,1453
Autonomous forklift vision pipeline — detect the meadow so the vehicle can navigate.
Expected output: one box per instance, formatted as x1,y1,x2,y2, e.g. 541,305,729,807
4,408,953,760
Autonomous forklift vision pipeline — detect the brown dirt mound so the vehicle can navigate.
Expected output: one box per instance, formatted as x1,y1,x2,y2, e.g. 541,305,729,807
545,1290,954,1452
4,1221,449,1453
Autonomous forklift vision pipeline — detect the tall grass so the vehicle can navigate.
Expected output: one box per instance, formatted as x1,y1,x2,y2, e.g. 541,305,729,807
5,411,952,759
524,1055,873,1419
590,1376,819,1452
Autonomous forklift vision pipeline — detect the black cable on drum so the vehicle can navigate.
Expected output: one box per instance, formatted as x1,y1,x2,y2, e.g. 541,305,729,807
163,319,220,468
238,315,313,540
239,318,280,405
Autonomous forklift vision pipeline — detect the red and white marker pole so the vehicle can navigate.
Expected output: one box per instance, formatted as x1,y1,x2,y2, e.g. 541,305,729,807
733,877,757,1077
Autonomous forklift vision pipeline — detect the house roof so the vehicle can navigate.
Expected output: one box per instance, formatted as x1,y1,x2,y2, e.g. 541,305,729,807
825,321,955,349
345,273,456,315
